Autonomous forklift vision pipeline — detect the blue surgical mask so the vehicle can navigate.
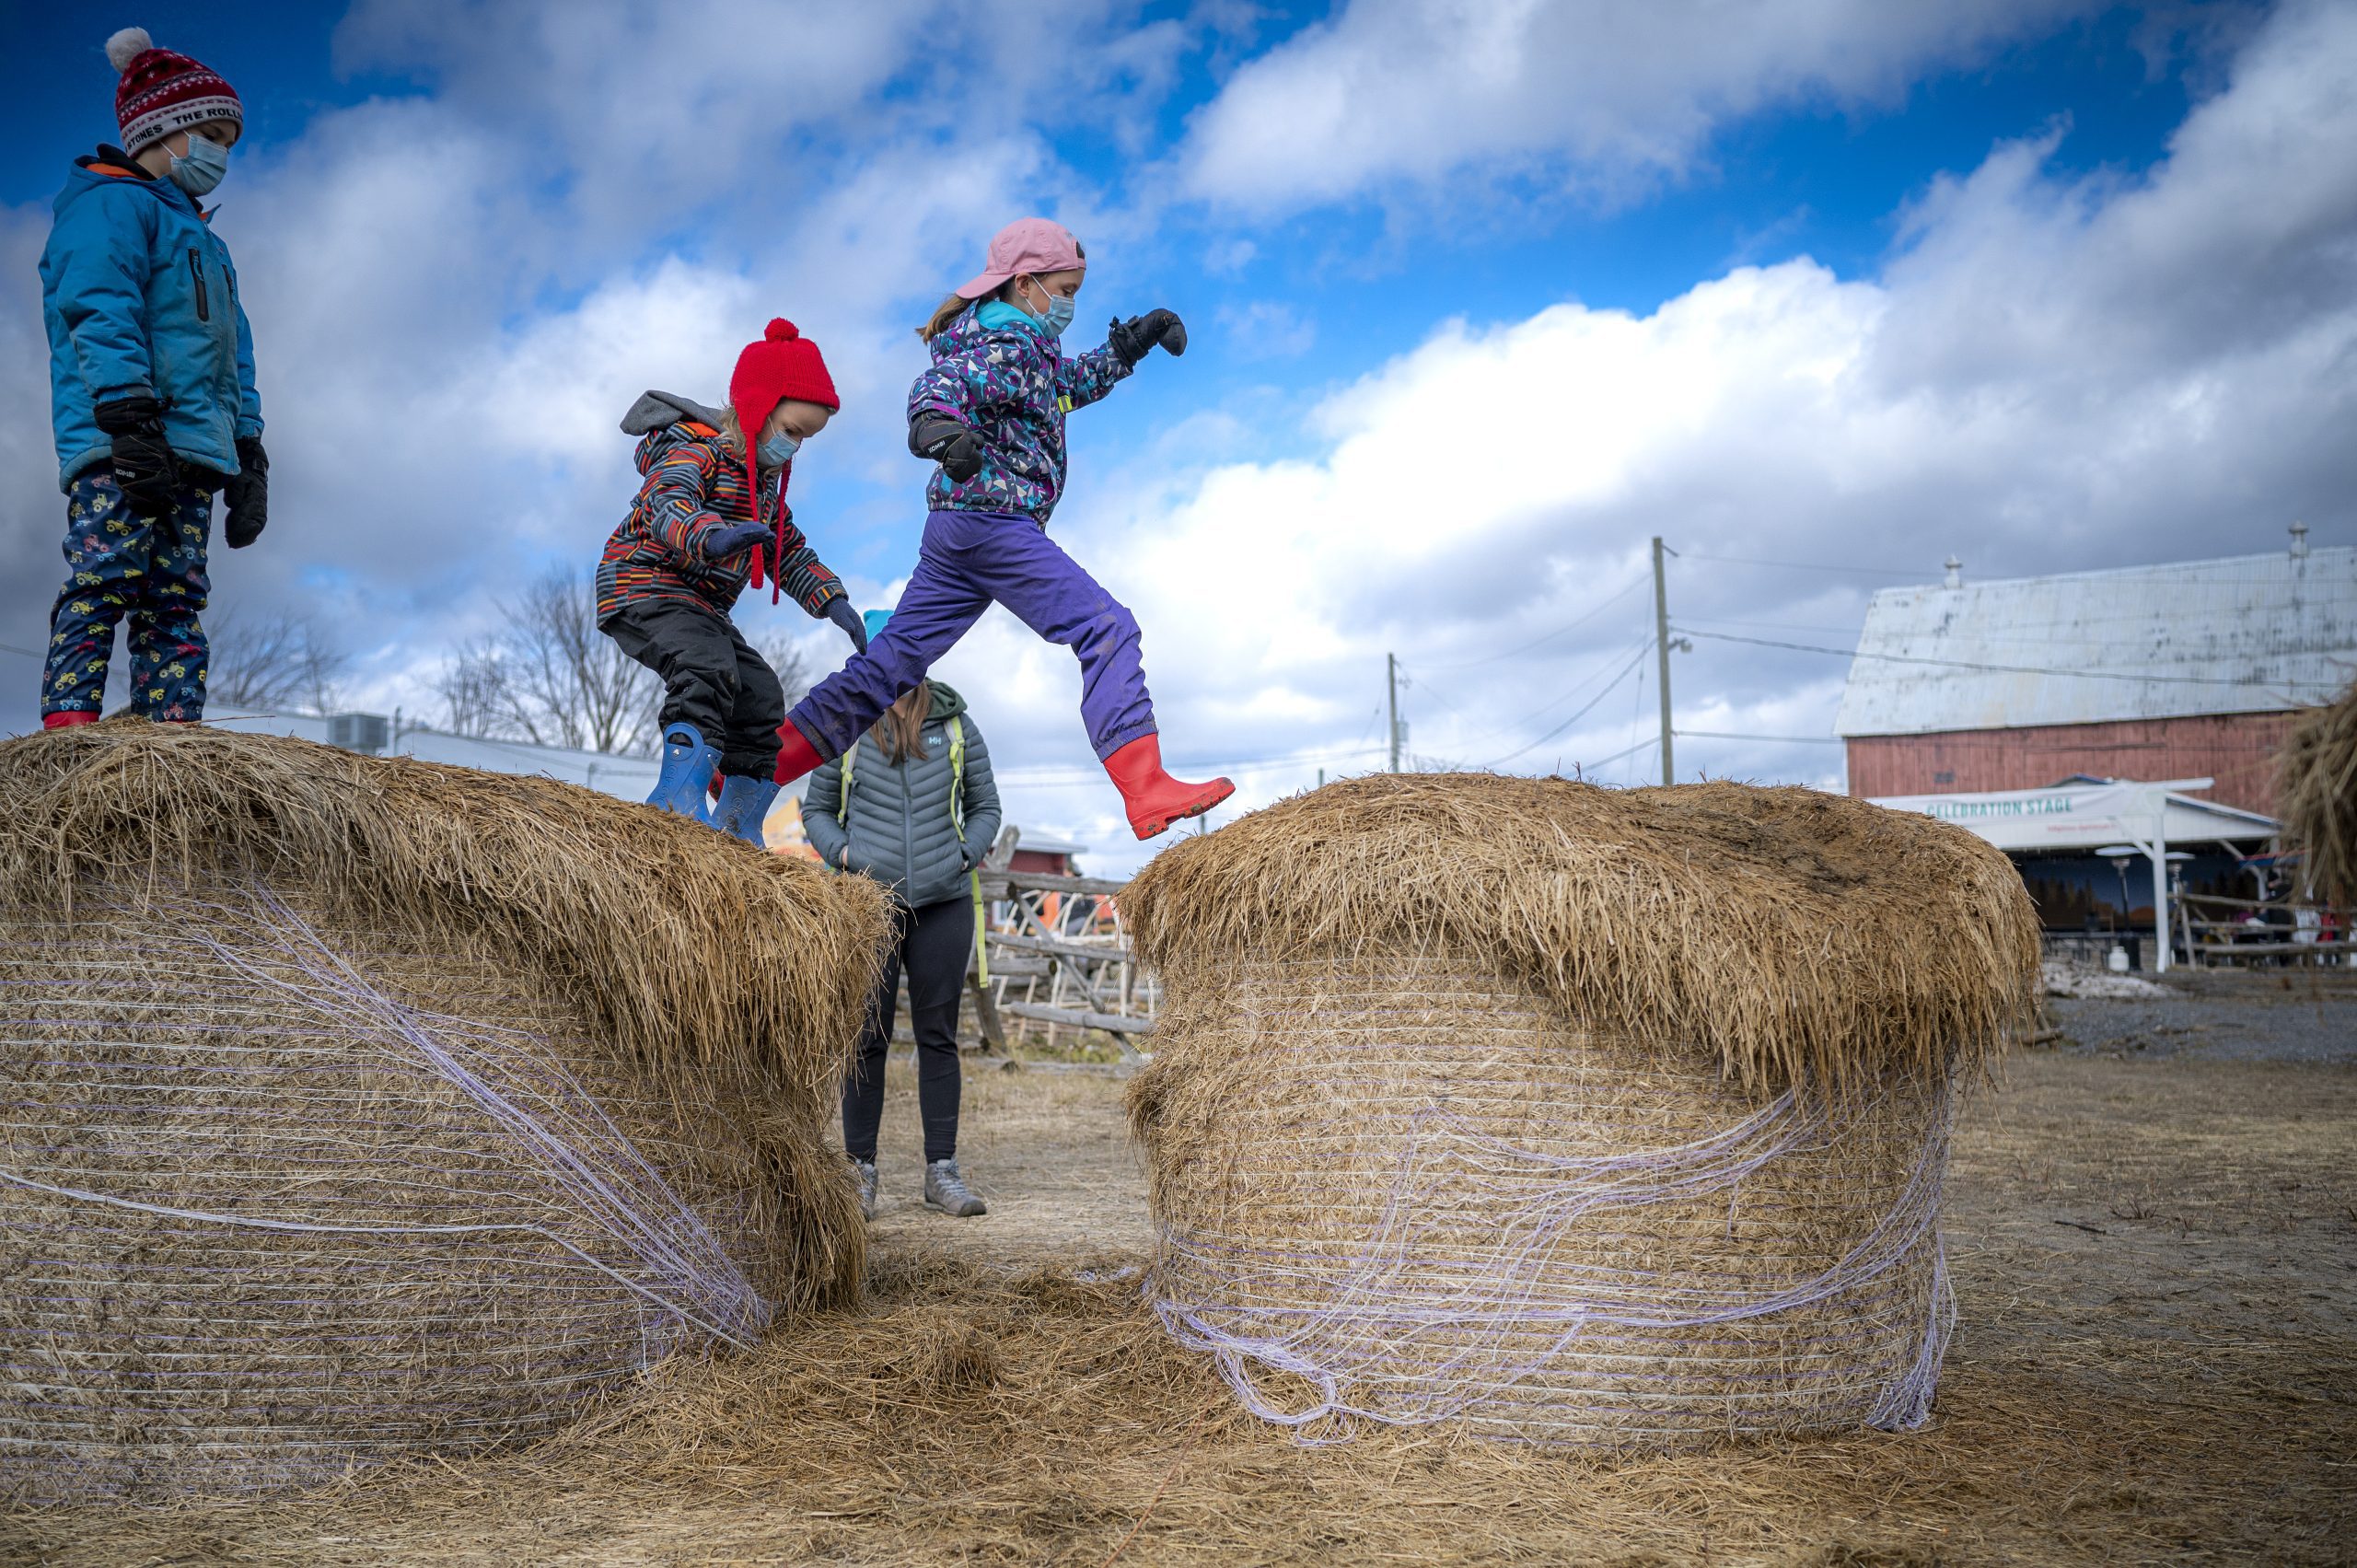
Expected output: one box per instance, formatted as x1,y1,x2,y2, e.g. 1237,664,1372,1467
758,429,800,469
168,133,230,199
1023,281,1075,338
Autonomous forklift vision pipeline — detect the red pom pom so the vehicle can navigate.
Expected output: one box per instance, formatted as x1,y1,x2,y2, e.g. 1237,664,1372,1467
765,318,797,342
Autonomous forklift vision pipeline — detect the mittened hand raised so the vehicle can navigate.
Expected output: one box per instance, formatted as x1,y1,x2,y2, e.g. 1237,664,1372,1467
704,520,770,560
1108,308,1187,367
909,412,983,483
825,597,868,652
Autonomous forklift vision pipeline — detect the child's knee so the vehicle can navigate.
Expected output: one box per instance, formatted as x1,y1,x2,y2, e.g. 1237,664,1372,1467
1089,601,1142,651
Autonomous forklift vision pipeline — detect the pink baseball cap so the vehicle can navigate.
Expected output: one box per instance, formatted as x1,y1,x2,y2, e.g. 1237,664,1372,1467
955,217,1087,300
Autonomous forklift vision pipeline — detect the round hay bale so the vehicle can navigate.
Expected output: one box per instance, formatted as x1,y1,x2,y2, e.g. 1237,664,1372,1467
0,722,887,1501
2277,679,2357,906
1122,774,2039,1451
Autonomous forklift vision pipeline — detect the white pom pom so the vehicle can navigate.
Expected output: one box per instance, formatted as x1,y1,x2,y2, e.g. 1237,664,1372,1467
105,28,154,73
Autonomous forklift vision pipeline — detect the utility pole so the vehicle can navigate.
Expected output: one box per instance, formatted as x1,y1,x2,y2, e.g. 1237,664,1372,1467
1652,536,1674,786
1387,653,1400,772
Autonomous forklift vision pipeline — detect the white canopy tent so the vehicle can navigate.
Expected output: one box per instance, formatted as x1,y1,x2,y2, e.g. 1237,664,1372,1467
1867,779,2281,972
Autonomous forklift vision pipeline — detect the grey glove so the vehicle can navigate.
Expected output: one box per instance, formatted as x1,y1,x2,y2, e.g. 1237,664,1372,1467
825,598,868,651
705,519,769,559
910,412,983,483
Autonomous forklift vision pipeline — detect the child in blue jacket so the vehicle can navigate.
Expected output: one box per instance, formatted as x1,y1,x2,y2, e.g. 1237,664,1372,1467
38,28,265,728
772,218,1232,841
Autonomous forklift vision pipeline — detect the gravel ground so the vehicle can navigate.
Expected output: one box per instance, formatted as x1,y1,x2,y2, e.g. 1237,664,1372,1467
2043,965,2357,1063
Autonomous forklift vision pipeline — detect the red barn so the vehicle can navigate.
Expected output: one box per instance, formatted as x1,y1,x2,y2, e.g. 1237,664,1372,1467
1836,529,2353,818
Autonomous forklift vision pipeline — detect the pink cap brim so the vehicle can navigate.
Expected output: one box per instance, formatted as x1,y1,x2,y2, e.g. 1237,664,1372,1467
954,269,1014,301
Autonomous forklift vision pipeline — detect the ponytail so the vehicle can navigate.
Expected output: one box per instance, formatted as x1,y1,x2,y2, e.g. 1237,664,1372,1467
916,293,970,342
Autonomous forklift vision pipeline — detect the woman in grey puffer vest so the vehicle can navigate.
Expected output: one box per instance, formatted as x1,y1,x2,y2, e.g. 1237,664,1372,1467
804,649,1002,1221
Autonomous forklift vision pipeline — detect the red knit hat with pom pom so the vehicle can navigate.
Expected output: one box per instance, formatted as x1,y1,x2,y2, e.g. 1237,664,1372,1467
107,28,242,157
727,319,838,595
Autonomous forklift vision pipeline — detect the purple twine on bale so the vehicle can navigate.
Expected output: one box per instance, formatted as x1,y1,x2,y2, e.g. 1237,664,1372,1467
1152,1078,1957,1446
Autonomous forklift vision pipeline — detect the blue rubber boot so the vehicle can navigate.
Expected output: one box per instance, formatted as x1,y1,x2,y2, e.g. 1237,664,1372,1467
712,773,783,847
648,723,719,819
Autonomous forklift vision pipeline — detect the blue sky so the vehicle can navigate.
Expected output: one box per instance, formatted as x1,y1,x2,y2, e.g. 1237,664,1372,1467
3,1,2350,868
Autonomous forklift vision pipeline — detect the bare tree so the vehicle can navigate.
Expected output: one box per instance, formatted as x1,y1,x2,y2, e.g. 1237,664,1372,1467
435,637,515,739
432,568,837,755
435,568,663,754
754,632,815,711
207,609,352,714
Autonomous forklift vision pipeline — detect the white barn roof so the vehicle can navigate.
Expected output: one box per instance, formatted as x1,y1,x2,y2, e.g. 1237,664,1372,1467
1834,544,2357,738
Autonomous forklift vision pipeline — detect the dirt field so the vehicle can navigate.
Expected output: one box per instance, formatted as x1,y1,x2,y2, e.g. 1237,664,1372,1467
5,971,2351,1565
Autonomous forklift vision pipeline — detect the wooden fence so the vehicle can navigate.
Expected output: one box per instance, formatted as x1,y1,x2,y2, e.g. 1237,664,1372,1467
2174,891,2352,967
966,869,1156,1061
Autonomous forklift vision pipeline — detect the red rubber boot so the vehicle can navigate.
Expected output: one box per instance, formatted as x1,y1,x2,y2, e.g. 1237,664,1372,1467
772,719,826,785
41,711,99,729
1103,735,1233,841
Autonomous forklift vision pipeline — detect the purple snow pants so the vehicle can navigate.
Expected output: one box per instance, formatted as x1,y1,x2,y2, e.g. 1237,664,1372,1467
785,508,1157,762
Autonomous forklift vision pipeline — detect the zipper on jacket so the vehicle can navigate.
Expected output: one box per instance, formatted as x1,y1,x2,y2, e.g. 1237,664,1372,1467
187,249,210,321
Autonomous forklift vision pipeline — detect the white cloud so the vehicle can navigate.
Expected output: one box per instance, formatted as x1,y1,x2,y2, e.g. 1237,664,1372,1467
1178,0,2095,212
1015,0,2357,873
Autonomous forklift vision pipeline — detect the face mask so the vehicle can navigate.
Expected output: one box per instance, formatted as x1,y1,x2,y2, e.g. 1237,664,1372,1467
168,133,230,199
758,429,800,469
1023,280,1075,338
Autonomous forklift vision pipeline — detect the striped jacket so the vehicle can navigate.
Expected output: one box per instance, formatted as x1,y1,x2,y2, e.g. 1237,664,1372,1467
595,391,842,623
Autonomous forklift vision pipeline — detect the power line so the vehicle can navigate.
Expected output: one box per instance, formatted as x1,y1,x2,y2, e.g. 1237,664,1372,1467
1401,633,1654,753
1677,628,2347,693
1677,552,1926,578
995,742,1388,787
1482,642,1653,767
1674,729,1844,744
1412,573,1650,671
1562,736,1655,777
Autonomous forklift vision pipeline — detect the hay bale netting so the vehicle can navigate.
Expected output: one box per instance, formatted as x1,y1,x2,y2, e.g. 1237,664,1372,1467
0,722,888,1502
2277,680,2357,907
1123,773,2039,1451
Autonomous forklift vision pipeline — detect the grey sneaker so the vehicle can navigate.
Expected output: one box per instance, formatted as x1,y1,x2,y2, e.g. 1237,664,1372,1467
851,1157,878,1221
923,1158,987,1217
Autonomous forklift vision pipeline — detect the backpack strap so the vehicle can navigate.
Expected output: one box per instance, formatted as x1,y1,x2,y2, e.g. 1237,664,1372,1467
946,715,967,832
946,714,989,987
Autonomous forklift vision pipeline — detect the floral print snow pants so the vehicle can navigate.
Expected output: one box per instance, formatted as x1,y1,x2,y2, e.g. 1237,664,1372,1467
43,469,213,722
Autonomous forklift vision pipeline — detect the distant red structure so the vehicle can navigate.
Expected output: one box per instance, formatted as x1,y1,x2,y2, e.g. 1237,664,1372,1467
1007,836,1084,877
1834,534,2349,818
1845,711,2296,817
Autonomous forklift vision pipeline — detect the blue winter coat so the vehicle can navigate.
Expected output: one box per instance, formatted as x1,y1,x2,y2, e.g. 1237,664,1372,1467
907,304,1131,524
40,150,261,491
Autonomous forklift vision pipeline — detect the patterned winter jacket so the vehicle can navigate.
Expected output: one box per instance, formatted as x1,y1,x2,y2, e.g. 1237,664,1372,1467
907,303,1132,523
595,391,843,624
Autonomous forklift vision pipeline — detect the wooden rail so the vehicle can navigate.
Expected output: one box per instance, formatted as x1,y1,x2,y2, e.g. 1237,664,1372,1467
996,1001,1157,1037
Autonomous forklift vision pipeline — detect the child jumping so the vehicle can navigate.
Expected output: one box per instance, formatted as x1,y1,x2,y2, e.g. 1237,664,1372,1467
597,319,865,844
38,28,266,727
771,218,1233,841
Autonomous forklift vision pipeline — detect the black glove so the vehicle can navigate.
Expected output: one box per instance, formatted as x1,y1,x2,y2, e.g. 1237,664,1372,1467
1107,308,1187,367
825,597,868,652
92,395,180,517
223,436,268,549
705,519,769,559
909,412,983,483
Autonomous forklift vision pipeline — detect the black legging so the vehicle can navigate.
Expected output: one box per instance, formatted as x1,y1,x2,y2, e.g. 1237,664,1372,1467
842,893,975,1165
